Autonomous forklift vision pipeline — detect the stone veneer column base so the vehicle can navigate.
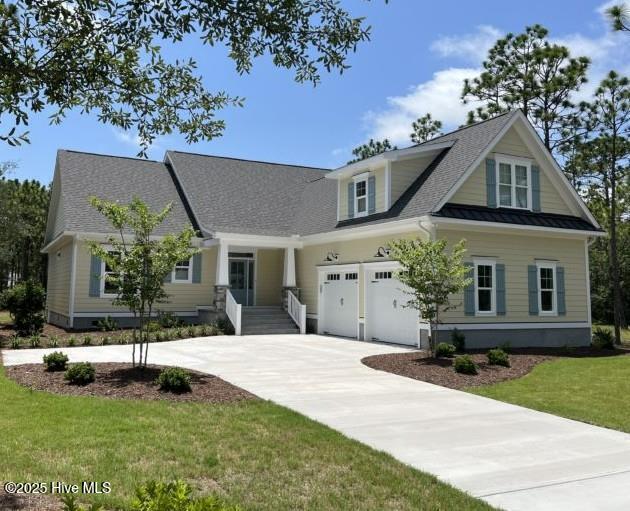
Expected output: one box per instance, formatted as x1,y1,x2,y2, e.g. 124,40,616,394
214,285,229,312
282,286,300,311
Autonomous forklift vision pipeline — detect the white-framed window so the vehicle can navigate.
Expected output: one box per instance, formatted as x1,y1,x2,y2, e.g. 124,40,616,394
474,258,496,315
172,257,193,283
100,251,120,298
353,173,369,217
537,261,557,315
496,155,532,210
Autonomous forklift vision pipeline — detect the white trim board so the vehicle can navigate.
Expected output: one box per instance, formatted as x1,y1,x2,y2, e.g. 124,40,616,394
436,322,590,330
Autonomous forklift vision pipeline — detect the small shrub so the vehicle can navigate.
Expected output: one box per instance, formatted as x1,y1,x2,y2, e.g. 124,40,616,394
67,336,77,347
162,329,173,342
451,328,466,352
157,311,182,329
216,317,233,335
60,494,104,511
197,324,211,337
82,335,92,346
130,480,239,511
154,331,164,343
10,335,21,349
101,336,111,346
64,362,96,385
48,335,60,348
592,327,614,350
29,335,41,348
96,315,118,332
172,327,184,339
487,348,510,367
117,334,130,345
454,355,478,375
1,280,46,336
146,321,162,333
43,351,69,371
187,325,197,338
435,342,456,358
155,367,192,393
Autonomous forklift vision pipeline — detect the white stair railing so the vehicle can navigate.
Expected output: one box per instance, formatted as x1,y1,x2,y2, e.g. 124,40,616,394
226,290,242,335
287,290,307,334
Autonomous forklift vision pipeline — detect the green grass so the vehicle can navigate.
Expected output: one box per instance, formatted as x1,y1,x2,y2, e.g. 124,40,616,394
470,354,630,433
0,310,11,325
0,367,492,511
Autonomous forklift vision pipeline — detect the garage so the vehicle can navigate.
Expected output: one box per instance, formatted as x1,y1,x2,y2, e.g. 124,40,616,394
365,265,420,346
318,266,359,338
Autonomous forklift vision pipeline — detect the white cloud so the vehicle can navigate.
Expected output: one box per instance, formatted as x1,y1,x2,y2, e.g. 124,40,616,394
430,25,502,63
112,129,164,157
364,68,479,145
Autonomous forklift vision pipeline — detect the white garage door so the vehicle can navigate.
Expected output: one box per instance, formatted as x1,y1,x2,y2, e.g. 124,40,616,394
320,270,358,338
366,269,419,346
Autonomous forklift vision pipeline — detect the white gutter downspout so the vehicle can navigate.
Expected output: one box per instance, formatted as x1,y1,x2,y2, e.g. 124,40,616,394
68,235,78,329
585,236,597,340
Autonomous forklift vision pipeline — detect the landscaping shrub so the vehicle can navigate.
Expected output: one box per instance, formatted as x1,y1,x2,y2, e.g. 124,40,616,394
487,348,510,367
43,351,69,372
130,480,240,511
156,367,192,393
64,362,96,385
29,335,41,348
60,494,104,511
82,335,92,346
216,317,233,335
67,336,77,347
154,331,165,343
157,311,182,329
95,315,118,332
197,324,211,337
175,327,185,339
0,280,46,336
451,328,465,352
592,327,614,350
454,355,478,375
146,320,162,333
187,325,197,338
10,335,21,349
48,335,60,348
101,336,111,346
435,342,456,358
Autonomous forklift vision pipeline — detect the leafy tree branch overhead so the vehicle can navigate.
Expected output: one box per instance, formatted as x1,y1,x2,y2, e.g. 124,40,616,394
0,0,373,156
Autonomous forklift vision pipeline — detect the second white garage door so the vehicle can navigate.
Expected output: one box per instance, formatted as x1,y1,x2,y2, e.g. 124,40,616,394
365,269,419,346
320,270,358,338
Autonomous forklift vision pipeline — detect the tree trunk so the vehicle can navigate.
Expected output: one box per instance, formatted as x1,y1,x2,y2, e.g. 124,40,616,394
608,177,627,344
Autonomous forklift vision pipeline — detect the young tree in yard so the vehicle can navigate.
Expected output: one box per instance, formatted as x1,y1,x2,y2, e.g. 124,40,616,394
462,25,590,152
410,114,443,144
0,1,371,155
576,71,630,344
387,238,472,356
89,197,197,368
348,139,398,164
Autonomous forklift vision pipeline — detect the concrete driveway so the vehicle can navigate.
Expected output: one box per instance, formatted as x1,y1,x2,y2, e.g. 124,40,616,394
4,334,630,511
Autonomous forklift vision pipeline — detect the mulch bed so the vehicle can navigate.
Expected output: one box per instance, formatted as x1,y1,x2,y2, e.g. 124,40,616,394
5,363,257,404
0,489,62,511
362,347,629,390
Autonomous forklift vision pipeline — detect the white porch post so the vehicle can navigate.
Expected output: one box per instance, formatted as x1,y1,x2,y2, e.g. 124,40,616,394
283,246,296,287
214,240,230,312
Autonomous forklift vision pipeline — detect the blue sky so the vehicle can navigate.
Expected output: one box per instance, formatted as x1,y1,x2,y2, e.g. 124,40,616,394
2,0,628,183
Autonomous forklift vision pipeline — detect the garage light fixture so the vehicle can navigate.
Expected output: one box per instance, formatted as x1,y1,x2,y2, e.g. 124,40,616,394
324,252,339,262
374,246,390,258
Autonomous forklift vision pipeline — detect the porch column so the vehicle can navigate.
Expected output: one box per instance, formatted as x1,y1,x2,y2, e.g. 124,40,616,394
214,240,229,312
282,246,299,310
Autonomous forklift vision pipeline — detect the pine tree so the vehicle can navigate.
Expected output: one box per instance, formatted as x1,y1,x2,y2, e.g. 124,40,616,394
410,114,442,144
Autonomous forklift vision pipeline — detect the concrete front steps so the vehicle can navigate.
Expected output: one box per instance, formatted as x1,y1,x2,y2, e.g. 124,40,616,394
241,306,300,335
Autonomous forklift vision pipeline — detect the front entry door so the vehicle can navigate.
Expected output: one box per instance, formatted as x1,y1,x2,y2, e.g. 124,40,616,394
229,259,255,305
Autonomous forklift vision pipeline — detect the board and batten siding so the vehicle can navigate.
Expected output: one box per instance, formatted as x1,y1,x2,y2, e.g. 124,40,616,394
338,166,386,220
450,126,573,216
437,228,588,324
73,241,216,314
255,248,283,306
46,239,73,315
296,231,423,318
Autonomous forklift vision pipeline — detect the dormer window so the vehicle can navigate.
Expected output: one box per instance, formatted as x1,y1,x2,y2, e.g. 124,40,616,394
353,173,369,218
496,155,531,210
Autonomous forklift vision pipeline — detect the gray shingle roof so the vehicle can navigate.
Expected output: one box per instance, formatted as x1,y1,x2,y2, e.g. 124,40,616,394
53,150,194,237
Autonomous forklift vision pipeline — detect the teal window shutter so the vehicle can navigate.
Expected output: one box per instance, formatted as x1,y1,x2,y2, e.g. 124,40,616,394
486,159,497,208
347,182,354,219
528,265,538,315
531,165,541,212
192,253,202,283
89,254,102,297
367,175,376,214
496,263,506,315
556,266,566,315
464,262,475,316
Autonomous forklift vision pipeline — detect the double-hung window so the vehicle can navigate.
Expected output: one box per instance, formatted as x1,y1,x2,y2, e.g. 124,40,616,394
496,156,531,209
537,262,556,315
353,173,368,217
172,258,193,283
474,259,496,315
101,251,120,298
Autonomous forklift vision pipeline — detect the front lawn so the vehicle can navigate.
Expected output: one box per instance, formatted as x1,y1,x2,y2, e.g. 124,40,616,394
470,354,630,433
0,366,492,511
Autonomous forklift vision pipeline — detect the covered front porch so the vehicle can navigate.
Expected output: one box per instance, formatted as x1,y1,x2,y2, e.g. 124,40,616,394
205,235,306,335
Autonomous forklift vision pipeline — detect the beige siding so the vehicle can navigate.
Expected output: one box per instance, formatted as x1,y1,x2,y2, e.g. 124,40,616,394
437,228,588,323
46,239,73,315
338,166,386,220
296,231,422,318
256,249,283,306
73,241,216,313
390,155,434,205
450,126,573,215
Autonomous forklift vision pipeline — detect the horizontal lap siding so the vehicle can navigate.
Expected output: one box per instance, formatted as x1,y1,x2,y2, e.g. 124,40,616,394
390,155,433,205
73,241,216,313
46,239,72,315
256,248,283,306
450,126,573,215
296,231,422,318
437,228,588,323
